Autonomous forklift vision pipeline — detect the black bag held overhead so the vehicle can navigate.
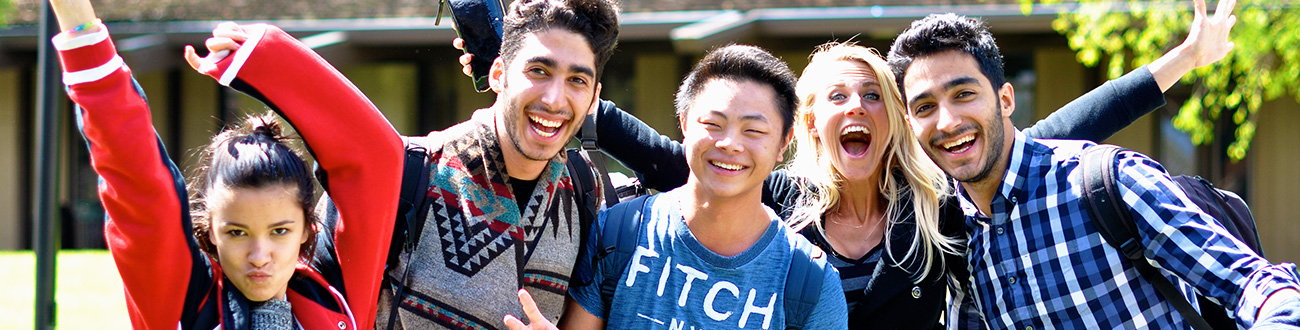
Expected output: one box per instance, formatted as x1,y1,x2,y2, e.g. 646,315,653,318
436,0,506,92
1080,144,1263,330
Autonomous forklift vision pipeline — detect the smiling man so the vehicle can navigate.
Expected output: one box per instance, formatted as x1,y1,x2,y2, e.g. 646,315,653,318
888,12,1300,329
363,0,621,328
550,45,847,330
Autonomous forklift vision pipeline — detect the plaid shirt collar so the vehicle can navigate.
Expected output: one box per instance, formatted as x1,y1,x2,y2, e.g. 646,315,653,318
955,130,1037,226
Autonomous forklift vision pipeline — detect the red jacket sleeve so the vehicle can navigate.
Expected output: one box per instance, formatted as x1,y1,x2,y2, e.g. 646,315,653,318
57,25,210,330
196,23,405,329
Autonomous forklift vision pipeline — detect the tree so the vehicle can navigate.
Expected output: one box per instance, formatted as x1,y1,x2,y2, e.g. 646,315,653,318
0,0,10,25
1025,0,1300,161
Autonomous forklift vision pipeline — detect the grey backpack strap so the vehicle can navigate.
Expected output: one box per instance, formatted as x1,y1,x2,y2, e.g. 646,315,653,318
1080,145,1212,330
782,239,824,329
595,194,652,314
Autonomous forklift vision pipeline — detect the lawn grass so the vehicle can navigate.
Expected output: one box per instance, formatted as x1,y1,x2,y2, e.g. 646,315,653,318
1,250,130,329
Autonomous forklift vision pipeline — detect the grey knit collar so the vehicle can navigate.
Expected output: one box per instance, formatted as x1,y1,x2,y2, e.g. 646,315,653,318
249,298,297,330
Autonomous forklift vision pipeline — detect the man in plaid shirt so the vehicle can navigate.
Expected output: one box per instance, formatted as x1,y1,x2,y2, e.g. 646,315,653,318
885,9,1300,330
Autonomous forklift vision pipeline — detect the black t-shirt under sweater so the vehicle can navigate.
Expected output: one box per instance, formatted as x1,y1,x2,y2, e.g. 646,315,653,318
511,178,538,213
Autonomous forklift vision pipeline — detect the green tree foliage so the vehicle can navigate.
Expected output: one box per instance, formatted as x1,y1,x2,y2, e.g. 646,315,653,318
0,0,11,25
1027,0,1299,161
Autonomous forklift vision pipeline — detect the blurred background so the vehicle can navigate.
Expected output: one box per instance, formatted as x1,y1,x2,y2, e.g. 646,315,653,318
0,0,1297,327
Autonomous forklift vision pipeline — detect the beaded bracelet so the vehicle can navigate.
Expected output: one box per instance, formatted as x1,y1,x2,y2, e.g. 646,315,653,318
72,19,100,33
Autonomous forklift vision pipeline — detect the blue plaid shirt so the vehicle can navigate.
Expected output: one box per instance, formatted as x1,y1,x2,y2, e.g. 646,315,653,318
956,131,1300,329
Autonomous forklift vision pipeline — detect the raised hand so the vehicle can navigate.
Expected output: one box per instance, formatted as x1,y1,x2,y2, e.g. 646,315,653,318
183,21,250,72
503,289,559,330
1181,0,1237,69
454,37,477,78
1149,0,1238,91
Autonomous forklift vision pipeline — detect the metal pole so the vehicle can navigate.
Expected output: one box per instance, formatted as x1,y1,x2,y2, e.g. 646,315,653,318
33,2,63,329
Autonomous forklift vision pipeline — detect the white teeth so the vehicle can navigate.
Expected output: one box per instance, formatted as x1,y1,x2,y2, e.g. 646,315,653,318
710,161,744,171
535,128,557,138
840,125,870,136
528,115,562,128
942,135,975,150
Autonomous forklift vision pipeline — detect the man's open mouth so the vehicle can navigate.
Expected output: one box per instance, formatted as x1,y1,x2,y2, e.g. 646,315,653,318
940,134,975,153
529,114,563,138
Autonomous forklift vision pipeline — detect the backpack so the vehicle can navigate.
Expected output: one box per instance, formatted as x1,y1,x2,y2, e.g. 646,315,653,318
1079,144,1263,330
381,113,646,328
590,194,826,329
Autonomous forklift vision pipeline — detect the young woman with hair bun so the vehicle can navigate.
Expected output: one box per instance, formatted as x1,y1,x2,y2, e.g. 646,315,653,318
51,0,401,328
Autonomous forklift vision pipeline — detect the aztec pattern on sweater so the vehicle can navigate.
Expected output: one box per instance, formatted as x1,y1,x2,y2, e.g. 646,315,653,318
377,113,582,330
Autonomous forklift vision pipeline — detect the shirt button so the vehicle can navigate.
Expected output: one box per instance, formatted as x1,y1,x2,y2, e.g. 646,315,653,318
996,227,1005,235
1009,277,1017,284
338,321,347,329
911,286,922,299
1026,326,1034,330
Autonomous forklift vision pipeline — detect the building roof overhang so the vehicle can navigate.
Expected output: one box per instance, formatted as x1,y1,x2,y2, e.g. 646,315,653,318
0,2,1088,51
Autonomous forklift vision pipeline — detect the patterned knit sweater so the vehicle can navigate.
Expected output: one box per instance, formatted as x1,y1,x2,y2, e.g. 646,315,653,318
378,110,582,330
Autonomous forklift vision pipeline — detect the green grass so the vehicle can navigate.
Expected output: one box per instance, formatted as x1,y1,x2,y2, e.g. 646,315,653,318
1,250,130,329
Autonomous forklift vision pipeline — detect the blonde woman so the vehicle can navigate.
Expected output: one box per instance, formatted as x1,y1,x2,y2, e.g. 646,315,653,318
782,43,961,327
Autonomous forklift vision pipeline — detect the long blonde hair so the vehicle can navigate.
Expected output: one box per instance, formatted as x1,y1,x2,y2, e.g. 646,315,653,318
785,42,958,281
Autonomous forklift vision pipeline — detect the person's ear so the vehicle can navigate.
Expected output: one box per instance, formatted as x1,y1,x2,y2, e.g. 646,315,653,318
301,221,313,245
777,132,794,163
206,227,220,261
488,57,507,93
805,112,818,138
998,82,1015,118
586,83,603,117
678,109,690,137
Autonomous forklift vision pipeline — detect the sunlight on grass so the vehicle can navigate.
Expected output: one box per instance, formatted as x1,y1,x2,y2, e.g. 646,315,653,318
0,250,130,329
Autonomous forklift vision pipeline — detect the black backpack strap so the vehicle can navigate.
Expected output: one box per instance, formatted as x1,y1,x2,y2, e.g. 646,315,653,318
392,135,435,266
1080,145,1212,330
1081,145,1143,259
595,194,652,313
567,147,602,290
579,112,621,207
567,149,601,235
567,112,624,287
782,240,824,329
386,134,438,330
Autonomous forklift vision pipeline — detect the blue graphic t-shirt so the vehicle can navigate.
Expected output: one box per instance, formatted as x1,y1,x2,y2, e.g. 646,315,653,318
569,189,847,329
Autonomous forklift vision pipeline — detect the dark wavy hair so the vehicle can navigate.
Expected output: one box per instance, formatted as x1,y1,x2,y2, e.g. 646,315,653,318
498,0,621,78
674,44,798,138
886,13,1006,98
188,112,319,262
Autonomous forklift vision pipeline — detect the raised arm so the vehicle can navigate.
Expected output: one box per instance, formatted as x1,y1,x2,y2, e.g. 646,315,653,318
187,23,405,328
586,100,690,192
1023,0,1236,142
1020,66,1164,142
52,0,212,328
